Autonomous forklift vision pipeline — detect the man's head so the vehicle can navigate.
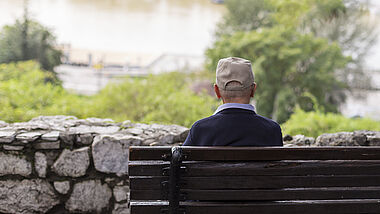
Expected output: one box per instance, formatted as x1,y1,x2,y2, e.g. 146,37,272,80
214,57,256,104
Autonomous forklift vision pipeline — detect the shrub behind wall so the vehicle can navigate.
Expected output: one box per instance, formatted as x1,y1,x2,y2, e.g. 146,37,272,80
0,61,219,127
282,108,380,138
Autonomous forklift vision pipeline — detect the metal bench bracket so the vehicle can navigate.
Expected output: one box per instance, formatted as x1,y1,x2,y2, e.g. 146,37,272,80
168,146,183,214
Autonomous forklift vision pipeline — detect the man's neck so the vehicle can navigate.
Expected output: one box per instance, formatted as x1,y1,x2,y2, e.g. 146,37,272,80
222,99,250,104
213,102,256,115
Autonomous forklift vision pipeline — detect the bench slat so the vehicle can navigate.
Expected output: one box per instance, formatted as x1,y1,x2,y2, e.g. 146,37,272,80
129,146,380,161
130,200,380,214
129,147,380,214
131,187,380,200
130,175,380,190
129,160,380,176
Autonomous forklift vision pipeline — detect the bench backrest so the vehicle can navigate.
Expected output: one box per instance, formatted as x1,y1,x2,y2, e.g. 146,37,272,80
129,146,380,214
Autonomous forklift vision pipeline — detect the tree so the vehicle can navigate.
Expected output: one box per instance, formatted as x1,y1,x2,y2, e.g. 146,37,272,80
207,0,376,122
206,27,349,123
217,0,377,87
215,0,275,37
299,0,377,90
0,7,62,80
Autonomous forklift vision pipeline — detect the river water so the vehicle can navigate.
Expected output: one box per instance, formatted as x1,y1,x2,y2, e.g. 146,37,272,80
0,0,225,55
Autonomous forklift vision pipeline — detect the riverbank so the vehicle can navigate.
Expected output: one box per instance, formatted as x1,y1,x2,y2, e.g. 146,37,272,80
56,47,205,95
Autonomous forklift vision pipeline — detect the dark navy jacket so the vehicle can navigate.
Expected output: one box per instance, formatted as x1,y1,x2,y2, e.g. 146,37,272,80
183,108,283,146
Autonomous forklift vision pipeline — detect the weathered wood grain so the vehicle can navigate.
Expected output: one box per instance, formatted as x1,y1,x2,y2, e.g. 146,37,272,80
129,160,380,176
129,146,380,161
130,200,380,214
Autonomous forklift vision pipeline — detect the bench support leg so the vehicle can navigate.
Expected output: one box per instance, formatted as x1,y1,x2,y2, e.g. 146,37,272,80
168,146,183,214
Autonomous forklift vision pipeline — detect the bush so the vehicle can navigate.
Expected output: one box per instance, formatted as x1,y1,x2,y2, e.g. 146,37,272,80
0,61,91,122
0,61,219,127
282,108,380,137
93,72,219,127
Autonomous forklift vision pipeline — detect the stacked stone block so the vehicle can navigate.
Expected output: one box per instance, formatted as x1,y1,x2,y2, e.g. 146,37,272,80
283,131,380,147
0,116,189,214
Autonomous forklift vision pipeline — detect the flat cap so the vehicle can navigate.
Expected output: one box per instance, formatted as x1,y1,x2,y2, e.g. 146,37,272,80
216,57,255,91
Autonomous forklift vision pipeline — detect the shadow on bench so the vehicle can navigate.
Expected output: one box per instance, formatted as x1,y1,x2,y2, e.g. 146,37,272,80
129,146,380,214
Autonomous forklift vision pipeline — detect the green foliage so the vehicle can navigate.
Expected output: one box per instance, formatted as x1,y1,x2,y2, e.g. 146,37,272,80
0,61,218,127
93,72,219,127
300,0,377,89
215,0,275,37
282,108,380,138
218,0,348,35
206,27,349,123
0,61,91,122
0,14,62,79
207,0,377,122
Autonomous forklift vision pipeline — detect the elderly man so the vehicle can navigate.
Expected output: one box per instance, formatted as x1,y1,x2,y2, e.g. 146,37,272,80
183,57,283,146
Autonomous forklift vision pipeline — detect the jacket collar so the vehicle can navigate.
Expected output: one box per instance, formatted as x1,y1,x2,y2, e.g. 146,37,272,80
213,103,256,115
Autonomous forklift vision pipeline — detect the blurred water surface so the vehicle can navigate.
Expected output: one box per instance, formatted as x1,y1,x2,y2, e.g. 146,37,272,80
0,0,225,55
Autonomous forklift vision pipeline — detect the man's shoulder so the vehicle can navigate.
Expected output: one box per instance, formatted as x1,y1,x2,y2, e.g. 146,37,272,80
185,108,283,146
192,109,280,130
254,114,281,129
184,114,220,146
191,114,220,129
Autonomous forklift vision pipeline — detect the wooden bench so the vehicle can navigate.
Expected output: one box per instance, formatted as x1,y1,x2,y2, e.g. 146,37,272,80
129,146,380,214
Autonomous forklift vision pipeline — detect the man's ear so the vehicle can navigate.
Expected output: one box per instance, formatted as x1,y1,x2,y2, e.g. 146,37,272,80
250,83,257,98
214,84,222,99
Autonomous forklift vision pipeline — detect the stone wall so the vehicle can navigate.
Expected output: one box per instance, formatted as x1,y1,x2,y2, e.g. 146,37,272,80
0,116,189,214
284,131,380,147
0,115,379,213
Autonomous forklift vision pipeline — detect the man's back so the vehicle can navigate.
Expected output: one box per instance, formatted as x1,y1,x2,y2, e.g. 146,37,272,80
184,57,283,147
183,108,283,146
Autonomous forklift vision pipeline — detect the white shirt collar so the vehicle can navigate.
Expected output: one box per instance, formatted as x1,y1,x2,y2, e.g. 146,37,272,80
213,103,256,115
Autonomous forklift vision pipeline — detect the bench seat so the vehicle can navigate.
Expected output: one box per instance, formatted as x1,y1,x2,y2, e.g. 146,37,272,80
129,146,380,214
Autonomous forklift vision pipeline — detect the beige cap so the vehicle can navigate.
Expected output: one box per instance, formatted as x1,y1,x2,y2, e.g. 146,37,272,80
216,57,255,91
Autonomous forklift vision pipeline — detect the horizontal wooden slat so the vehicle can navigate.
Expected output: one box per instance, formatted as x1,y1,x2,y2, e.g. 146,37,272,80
131,189,163,200
130,176,166,190
130,146,170,160
129,161,168,176
129,160,380,176
130,201,168,214
130,175,380,190
129,146,380,161
130,200,380,214
131,187,380,200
